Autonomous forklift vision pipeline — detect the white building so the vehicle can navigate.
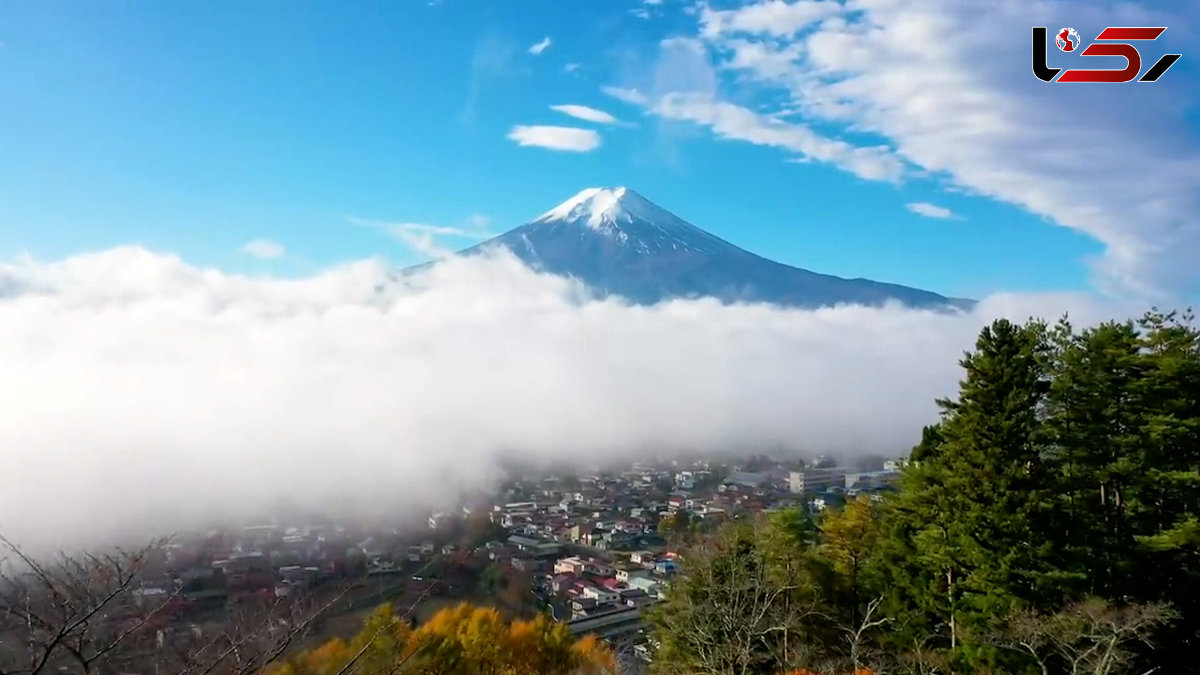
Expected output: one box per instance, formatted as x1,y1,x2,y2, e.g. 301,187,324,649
616,568,649,583
628,551,655,566
581,585,621,604
788,468,848,495
555,556,586,575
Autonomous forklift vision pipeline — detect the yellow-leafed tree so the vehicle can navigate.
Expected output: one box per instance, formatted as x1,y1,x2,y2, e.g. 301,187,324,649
817,495,881,628
264,601,616,675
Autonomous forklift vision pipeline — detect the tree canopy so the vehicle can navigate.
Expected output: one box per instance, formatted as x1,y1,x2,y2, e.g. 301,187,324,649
648,310,1200,675
264,602,616,675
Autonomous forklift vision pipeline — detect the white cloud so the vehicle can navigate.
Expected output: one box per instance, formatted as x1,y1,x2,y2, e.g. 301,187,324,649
387,223,481,237
906,202,957,220
239,238,285,260
653,93,904,182
528,36,552,55
603,86,650,106
564,63,582,74
603,36,903,180
507,125,602,152
550,104,620,125
685,0,1200,297
385,224,482,258
700,0,840,37
0,246,1142,548
348,216,493,260
635,0,664,18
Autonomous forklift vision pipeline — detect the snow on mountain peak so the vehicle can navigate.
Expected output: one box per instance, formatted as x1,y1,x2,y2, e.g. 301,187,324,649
534,187,669,229
526,186,729,255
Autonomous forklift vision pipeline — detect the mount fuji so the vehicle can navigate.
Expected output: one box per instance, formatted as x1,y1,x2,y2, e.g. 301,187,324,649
443,187,973,311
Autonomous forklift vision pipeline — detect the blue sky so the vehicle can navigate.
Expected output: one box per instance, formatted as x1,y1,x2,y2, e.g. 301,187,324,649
2,0,1198,300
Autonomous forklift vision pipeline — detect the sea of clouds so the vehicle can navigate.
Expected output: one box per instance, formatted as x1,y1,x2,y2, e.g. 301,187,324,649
0,247,1148,549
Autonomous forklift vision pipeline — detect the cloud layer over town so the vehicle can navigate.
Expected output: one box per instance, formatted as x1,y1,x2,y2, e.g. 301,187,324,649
0,247,1143,548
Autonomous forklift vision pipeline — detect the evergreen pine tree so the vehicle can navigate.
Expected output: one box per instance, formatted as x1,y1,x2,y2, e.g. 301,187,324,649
880,319,1062,666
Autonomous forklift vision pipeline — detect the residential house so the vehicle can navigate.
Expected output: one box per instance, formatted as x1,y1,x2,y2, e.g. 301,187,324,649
507,535,563,558
581,584,621,605
722,472,768,491
655,559,679,575
629,551,655,566
549,574,577,594
628,576,665,597
616,567,649,583
511,556,547,573
554,556,587,575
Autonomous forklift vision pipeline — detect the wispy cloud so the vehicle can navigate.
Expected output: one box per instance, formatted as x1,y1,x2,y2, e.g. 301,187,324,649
239,238,286,260
652,93,904,182
349,216,493,259
550,104,621,125
602,37,904,181
699,0,839,37
906,202,958,220
564,63,582,74
507,125,601,152
462,31,519,122
633,0,664,19
602,87,649,106
528,36,552,55
387,227,461,258
682,0,1200,297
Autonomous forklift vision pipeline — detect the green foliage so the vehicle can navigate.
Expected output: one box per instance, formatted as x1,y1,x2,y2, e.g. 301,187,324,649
1042,309,1200,663
479,563,505,596
818,496,880,627
648,516,835,675
652,309,1200,674
879,319,1064,665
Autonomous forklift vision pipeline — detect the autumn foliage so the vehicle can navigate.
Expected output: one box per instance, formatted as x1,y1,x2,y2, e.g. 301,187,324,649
264,601,616,675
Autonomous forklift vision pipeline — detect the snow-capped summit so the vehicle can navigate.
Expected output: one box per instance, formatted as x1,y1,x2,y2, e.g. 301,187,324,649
535,187,674,229
445,188,973,310
526,186,727,256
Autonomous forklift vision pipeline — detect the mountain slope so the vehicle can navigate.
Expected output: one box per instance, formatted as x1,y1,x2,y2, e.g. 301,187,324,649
449,187,973,310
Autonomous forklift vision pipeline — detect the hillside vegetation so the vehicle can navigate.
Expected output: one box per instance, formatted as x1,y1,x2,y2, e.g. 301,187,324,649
647,310,1199,674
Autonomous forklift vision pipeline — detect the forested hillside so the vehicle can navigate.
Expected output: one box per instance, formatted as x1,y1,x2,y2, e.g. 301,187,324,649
648,310,1200,674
